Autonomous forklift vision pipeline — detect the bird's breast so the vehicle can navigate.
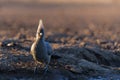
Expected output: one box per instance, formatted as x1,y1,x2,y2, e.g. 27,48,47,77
31,40,49,64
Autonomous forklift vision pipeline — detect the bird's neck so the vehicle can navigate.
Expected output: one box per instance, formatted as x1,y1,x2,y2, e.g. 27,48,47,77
36,37,45,42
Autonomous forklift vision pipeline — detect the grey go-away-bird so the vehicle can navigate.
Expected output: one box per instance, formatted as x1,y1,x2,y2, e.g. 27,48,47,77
31,20,52,73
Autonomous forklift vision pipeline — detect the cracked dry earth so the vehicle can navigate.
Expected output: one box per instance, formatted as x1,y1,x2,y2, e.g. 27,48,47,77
0,17,120,80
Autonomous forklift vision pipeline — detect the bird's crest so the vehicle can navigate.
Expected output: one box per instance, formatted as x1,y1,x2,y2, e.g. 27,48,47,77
37,19,44,33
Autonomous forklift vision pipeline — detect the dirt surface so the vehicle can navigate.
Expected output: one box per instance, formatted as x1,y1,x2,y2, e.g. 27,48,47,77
0,1,120,80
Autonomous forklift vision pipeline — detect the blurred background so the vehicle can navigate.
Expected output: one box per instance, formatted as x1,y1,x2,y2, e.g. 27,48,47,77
0,0,120,16
0,0,120,17
0,0,120,41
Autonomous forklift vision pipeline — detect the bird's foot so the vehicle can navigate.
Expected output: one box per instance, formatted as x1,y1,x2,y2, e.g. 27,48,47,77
43,65,48,75
34,66,37,74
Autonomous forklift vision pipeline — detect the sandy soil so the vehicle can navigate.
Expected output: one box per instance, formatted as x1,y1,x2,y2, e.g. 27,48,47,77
0,1,120,80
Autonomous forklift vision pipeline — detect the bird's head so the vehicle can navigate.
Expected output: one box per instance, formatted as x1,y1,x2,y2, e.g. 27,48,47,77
36,20,45,39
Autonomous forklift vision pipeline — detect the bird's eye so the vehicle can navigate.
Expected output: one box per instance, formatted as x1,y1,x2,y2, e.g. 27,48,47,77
40,33,42,35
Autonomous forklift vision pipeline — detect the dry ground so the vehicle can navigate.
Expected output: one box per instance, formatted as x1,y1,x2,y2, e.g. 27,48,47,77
0,1,120,80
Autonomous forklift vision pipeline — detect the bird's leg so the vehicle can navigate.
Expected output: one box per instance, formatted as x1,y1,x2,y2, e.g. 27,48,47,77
34,61,38,74
43,64,48,75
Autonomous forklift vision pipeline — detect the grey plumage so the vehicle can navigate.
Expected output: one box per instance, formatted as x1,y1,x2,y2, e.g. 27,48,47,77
31,20,52,73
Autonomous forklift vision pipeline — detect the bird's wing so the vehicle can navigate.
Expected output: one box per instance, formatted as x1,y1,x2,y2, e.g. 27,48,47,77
45,42,53,55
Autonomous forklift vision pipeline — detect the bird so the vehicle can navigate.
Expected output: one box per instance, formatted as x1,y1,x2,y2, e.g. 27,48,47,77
30,20,52,74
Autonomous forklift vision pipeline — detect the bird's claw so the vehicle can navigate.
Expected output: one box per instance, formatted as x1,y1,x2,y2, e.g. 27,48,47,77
43,65,48,75
34,67,37,74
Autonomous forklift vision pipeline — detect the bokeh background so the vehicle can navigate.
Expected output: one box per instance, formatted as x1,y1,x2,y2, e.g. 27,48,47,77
0,0,120,41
